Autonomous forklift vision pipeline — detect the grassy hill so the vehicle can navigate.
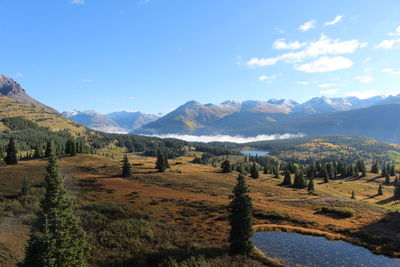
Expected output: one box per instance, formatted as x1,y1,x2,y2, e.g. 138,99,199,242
0,96,86,135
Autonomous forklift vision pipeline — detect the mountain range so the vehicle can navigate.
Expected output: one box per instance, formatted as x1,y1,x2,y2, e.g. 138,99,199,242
62,110,159,134
130,95,400,143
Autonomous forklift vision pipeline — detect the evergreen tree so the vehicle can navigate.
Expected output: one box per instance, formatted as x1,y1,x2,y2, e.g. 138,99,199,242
351,190,356,199
394,176,399,187
381,166,387,177
390,165,396,176
33,144,43,159
371,162,379,174
156,151,169,173
221,159,232,173
21,144,88,267
307,176,315,193
323,169,329,183
121,154,131,177
378,184,383,195
385,172,391,185
250,162,259,179
228,174,253,255
394,183,400,199
282,169,292,186
45,141,52,157
361,164,366,177
293,171,305,188
5,137,18,165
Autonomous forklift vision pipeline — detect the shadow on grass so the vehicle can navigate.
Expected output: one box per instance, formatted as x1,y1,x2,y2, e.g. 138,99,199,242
377,196,395,205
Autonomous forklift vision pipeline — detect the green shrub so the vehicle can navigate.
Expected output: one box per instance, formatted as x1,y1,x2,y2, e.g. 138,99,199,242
97,219,154,249
81,202,126,218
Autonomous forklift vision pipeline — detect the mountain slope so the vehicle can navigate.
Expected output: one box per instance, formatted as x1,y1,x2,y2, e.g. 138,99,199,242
107,111,159,131
62,110,125,133
0,74,57,112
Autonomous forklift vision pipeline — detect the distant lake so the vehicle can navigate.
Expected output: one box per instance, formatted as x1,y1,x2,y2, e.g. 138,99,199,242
240,150,269,157
253,232,400,267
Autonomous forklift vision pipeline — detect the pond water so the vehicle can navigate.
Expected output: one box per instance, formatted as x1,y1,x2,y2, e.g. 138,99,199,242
240,150,269,157
253,231,400,267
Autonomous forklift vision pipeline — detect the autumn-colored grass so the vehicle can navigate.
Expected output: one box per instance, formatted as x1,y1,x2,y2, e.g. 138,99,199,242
1,153,400,265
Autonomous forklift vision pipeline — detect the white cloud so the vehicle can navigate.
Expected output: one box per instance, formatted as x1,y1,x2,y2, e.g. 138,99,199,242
275,27,285,34
15,72,24,78
317,83,336,88
83,78,93,83
150,133,305,143
382,68,400,75
272,39,306,50
320,89,339,95
248,35,364,69
299,20,316,32
389,25,400,36
376,25,400,49
295,56,353,73
345,90,378,99
71,0,84,4
354,75,373,83
296,81,309,85
324,15,344,26
376,39,400,49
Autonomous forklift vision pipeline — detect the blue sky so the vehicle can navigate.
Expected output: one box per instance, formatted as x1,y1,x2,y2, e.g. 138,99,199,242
1,0,400,114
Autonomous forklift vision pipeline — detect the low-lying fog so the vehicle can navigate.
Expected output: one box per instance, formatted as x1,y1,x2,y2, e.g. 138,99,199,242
148,133,305,143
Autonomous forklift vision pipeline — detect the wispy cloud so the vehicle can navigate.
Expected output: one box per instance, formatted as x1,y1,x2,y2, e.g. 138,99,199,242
354,75,373,83
320,89,339,95
296,81,309,85
376,39,400,49
295,56,353,73
324,15,344,26
149,133,305,143
272,39,306,50
71,0,84,5
382,68,400,75
15,72,24,78
317,83,336,88
299,20,316,32
376,25,400,49
83,78,93,83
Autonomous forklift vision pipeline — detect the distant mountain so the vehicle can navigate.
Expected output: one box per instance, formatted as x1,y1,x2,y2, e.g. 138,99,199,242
136,100,241,134
0,74,57,112
62,110,159,133
107,111,159,131
62,110,125,133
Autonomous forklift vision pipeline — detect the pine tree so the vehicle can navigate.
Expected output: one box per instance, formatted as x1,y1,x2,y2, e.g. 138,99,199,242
5,137,18,165
378,184,383,195
221,159,232,173
282,169,292,186
307,176,315,193
371,161,379,174
228,174,253,255
390,165,396,176
385,172,391,185
21,143,89,267
122,154,131,177
156,151,169,173
293,171,305,188
250,162,259,179
274,166,281,179
351,190,356,199
394,184,400,199
394,176,399,187
323,169,329,183
45,141,52,157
